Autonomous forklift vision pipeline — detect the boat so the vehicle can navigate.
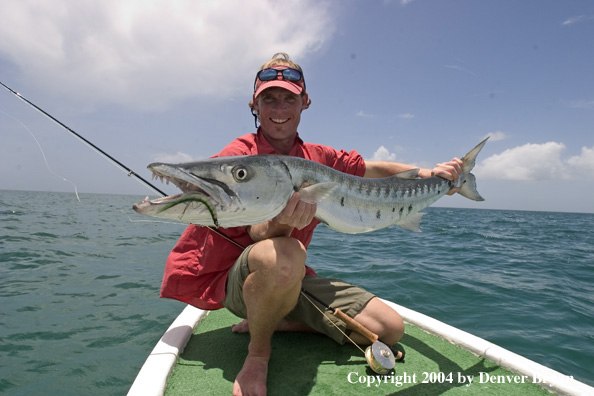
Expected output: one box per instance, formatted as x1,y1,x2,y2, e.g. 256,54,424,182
128,299,593,395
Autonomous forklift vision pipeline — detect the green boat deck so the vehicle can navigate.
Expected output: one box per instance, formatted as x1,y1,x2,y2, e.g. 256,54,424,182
164,309,555,395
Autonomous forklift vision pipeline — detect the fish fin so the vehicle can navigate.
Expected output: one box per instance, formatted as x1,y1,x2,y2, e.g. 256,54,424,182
461,137,489,172
397,213,424,232
299,182,339,204
455,137,488,202
457,173,484,201
394,168,420,179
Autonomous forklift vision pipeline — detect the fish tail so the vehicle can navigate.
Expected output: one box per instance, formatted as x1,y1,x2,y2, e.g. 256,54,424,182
458,172,483,201
457,137,488,202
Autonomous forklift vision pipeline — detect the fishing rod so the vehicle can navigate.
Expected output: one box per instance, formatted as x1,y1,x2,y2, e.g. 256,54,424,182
1,80,245,249
300,288,403,374
1,81,166,197
2,80,400,373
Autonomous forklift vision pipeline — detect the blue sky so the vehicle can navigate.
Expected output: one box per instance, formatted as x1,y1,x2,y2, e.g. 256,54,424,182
1,0,593,213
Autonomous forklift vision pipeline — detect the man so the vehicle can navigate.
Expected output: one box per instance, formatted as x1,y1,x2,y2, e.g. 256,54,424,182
160,53,463,396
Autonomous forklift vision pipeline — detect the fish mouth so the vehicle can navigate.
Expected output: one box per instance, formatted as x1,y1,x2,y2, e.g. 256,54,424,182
150,169,211,197
132,164,233,227
137,190,219,227
148,163,236,201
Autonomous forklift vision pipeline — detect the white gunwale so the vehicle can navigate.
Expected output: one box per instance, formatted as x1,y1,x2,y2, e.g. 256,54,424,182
127,301,594,396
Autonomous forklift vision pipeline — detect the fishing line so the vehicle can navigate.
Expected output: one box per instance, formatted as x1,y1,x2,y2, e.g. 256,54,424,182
0,81,167,197
1,81,243,248
119,209,186,225
300,289,366,355
1,82,396,371
1,110,81,201
301,288,402,373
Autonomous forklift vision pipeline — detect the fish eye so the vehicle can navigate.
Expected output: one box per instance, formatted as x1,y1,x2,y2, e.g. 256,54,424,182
232,166,248,182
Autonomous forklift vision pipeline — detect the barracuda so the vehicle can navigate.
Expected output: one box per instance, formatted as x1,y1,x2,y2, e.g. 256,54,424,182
133,138,488,233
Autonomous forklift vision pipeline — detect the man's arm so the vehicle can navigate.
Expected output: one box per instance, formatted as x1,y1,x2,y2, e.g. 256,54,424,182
364,158,463,194
248,157,464,241
364,161,432,178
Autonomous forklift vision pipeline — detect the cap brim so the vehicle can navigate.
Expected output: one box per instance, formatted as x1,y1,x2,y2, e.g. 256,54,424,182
254,79,303,98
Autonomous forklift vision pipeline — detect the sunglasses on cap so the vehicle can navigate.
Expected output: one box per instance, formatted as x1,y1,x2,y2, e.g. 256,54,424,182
253,68,305,92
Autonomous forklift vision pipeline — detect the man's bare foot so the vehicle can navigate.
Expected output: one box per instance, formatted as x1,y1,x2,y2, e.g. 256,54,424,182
232,319,315,334
233,355,268,396
231,319,250,333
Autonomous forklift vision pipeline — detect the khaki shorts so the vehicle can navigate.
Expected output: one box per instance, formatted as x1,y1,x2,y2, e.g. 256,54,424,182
221,244,375,344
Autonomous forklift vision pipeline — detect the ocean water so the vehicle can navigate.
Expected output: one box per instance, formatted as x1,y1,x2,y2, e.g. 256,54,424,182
1,190,593,395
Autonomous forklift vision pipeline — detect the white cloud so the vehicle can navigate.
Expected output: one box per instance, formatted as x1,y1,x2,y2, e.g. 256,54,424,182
567,146,594,177
0,0,336,111
382,0,415,6
562,15,594,26
356,110,375,118
568,99,594,109
368,146,397,161
476,142,594,181
477,142,567,181
444,64,476,76
154,152,197,163
483,131,508,142
562,15,585,26
398,113,415,119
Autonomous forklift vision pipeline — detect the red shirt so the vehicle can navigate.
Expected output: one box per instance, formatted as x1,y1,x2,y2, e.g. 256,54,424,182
159,130,366,310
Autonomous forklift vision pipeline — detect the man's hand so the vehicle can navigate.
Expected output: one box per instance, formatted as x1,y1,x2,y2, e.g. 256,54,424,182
276,191,317,230
247,188,316,241
431,158,463,195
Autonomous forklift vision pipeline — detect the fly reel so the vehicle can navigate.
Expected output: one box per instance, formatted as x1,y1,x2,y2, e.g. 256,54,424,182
299,289,403,375
365,341,396,374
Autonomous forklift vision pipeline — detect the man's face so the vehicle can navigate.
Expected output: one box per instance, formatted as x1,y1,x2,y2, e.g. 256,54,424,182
253,87,308,142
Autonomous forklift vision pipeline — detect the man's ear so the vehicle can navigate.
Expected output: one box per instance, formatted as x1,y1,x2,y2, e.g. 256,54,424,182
252,96,260,114
301,93,309,111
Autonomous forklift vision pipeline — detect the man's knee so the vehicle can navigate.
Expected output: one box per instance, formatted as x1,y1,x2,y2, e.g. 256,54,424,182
374,304,404,345
355,298,405,345
273,236,306,264
248,237,306,285
380,311,404,345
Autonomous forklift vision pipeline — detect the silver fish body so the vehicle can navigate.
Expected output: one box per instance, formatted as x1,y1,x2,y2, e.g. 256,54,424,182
133,138,488,233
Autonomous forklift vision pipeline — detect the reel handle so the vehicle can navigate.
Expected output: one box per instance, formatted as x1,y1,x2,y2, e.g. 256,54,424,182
333,308,379,344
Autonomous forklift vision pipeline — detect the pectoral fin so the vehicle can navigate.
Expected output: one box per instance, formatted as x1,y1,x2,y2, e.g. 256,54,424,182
299,182,339,204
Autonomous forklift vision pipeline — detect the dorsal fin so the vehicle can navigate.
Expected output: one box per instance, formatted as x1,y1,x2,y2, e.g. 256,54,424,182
395,168,420,180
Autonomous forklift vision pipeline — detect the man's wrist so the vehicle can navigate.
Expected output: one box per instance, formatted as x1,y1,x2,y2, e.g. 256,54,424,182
248,220,293,241
418,168,433,178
